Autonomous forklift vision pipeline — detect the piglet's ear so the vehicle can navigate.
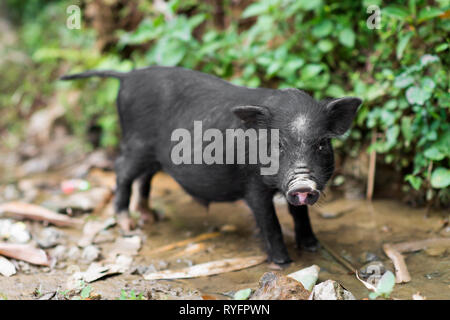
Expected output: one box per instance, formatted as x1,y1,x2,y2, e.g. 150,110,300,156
325,97,362,135
232,105,270,126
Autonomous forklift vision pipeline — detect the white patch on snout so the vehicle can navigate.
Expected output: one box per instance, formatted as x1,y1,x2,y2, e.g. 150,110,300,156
287,175,317,192
291,115,309,134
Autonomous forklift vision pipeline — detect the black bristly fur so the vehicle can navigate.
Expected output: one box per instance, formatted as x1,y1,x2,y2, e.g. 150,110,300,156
61,66,362,264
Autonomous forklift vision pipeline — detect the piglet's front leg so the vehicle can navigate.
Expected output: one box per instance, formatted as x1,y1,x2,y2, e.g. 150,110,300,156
288,204,320,252
245,187,291,265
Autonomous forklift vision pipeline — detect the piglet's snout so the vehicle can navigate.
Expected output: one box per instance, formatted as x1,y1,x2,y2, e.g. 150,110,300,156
287,187,319,206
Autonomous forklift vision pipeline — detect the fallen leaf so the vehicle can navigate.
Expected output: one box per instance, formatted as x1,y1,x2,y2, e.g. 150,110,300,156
0,202,83,227
383,243,411,283
144,255,266,280
412,292,426,300
147,232,221,255
172,243,206,258
67,254,133,289
109,236,141,257
78,217,115,247
0,243,50,266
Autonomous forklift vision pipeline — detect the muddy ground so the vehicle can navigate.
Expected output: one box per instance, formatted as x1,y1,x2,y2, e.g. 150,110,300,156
0,149,449,300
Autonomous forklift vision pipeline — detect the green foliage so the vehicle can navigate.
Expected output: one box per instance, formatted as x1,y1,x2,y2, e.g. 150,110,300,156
1,0,449,203
233,288,252,300
118,289,145,300
368,271,396,299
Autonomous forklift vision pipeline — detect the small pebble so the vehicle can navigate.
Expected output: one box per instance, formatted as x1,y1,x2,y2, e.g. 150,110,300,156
81,245,100,263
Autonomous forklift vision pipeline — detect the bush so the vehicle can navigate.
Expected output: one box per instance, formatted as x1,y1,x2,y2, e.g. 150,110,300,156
1,0,449,204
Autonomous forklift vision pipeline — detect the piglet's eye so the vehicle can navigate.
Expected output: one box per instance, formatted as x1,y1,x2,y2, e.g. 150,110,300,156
318,141,326,151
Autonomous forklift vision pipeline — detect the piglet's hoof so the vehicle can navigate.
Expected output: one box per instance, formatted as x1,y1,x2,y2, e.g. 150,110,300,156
269,255,292,268
117,212,137,233
300,237,321,252
136,207,159,225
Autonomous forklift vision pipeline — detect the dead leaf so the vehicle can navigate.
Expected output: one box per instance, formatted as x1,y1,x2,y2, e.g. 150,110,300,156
390,238,450,253
67,254,133,288
383,243,411,284
382,238,450,284
0,243,50,266
171,243,206,258
147,232,221,255
78,217,115,247
412,292,426,300
143,255,266,280
108,235,141,259
0,202,83,227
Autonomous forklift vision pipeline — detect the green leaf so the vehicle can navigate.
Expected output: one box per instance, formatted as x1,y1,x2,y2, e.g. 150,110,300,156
267,61,282,76
376,271,396,298
152,38,186,66
424,147,445,160
401,117,413,142
431,167,450,189
312,20,333,38
405,86,429,105
421,77,435,93
417,7,444,22
318,39,333,52
80,285,92,299
298,0,323,11
420,54,439,67
405,175,422,190
394,73,414,88
435,43,448,53
396,32,413,60
301,64,323,79
326,84,346,98
242,2,268,18
368,292,379,300
339,28,355,48
383,6,410,19
234,288,252,300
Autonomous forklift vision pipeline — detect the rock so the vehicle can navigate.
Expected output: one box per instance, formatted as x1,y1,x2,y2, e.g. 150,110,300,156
108,235,141,258
310,280,355,300
250,272,311,300
67,246,81,261
51,245,67,261
359,251,380,264
287,265,320,291
81,245,100,263
3,185,20,201
93,230,115,244
132,265,151,275
0,256,16,277
36,227,64,249
17,261,31,274
59,187,112,213
359,261,386,280
0,219,31,243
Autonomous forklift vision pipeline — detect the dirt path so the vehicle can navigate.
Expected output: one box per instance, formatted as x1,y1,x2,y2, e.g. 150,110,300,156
0,169,449,300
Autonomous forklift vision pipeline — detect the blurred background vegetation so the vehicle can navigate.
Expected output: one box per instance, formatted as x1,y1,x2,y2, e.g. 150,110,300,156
0,0,449,207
